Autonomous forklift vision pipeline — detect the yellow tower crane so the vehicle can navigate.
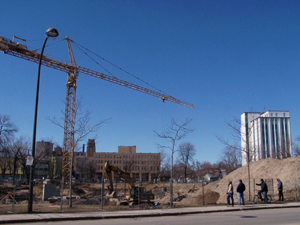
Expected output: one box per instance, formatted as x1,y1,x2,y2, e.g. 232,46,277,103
0,35,194,182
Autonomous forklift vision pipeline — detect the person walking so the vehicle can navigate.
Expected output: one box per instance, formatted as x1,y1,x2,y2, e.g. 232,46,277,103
236,179,245,205
277,178,284,201
256,179,268,203
227,181,234,207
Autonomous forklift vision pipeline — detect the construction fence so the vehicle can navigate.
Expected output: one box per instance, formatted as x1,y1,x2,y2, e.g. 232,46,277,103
1,177,300,213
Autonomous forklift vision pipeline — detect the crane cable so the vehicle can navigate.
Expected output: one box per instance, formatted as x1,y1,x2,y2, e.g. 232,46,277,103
71,41,118,79
33,39,65,51
70,40,170,96
29,38,175,104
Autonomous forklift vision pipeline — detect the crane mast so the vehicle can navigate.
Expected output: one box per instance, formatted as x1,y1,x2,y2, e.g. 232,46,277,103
0,35,195,182
62,37,77,179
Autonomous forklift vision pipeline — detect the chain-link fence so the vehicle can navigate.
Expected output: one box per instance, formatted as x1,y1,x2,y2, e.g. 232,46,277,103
1,177,300,213
65,177,300,207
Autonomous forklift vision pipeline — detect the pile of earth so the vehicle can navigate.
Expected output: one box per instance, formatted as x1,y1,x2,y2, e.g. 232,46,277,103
149,156,300,206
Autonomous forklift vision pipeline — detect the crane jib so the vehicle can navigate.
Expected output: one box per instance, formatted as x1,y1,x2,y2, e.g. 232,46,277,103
0,37,194,108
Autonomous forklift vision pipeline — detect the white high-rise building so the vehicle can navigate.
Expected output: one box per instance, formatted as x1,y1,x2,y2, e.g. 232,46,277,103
241,111,292,165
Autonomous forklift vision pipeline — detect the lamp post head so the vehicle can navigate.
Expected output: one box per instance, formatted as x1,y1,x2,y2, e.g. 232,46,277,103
45,28,59,40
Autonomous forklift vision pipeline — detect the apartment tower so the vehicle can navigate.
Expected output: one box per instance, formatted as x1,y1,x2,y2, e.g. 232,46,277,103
241,111,292,165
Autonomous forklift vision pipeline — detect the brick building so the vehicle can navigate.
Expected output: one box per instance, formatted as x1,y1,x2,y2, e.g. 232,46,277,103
75,140,160,182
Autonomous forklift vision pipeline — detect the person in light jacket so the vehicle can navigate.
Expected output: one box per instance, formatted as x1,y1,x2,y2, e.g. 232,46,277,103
227,180,234,207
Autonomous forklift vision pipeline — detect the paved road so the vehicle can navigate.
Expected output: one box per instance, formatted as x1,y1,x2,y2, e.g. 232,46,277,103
18,208,300,225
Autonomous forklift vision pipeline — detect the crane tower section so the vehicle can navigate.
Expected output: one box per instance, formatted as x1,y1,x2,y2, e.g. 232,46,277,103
62,37,78,179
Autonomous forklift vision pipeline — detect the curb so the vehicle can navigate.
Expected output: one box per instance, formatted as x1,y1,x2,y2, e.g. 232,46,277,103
1,204,300,224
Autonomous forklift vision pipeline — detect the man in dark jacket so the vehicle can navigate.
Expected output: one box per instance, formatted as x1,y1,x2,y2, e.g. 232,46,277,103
236,179,245,205
256,179,268,203
277,178,284,201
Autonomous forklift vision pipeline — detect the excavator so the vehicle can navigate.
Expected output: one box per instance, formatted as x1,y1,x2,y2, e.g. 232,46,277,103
104,161,154,202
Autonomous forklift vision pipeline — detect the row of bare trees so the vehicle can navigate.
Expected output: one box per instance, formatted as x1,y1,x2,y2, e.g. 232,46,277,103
0,114,62,184
0,114,31,184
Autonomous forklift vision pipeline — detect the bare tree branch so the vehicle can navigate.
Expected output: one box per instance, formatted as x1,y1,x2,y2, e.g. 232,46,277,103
154,118,194,207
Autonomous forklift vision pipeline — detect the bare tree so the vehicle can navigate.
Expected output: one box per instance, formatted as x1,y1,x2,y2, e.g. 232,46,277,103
218,145,242,173
293,136,300,156
48,100,111,153
47,155,62,180
199,161,213,178
278,138,292,159
176,142,196,182
160,154,171,182
154,118,194,207
217,116,254,201
0,146,10,178
0,114,18,149
48,99,110,207
154,148,166,181
191,159,201,182
76,157,96,182
17,139,31,184
2,136,31,185
0,115,18,176
123,156,135,174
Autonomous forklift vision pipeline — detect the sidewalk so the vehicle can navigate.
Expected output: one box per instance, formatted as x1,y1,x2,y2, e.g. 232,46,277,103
1,202,300,224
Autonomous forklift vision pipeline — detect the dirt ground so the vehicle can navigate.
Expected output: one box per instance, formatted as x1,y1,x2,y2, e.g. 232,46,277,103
1,156,300,214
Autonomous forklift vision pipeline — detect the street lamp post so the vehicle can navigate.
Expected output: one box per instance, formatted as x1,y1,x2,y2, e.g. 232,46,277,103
28,28,59,213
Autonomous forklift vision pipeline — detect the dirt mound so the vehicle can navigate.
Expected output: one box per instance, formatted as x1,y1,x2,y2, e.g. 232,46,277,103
203,156,300,204
152,156,300,206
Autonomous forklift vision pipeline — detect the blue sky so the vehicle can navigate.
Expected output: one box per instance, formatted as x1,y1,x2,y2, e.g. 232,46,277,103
1,0,300,164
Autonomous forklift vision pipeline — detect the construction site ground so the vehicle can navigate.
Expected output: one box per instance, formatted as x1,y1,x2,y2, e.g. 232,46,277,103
1,156,300,214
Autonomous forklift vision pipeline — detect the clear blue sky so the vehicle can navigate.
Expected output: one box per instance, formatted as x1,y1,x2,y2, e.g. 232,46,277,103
1,0,300,164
